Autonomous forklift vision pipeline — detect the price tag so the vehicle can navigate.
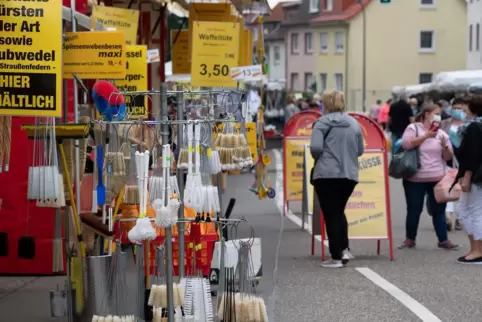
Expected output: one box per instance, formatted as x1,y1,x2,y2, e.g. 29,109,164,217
230,65,263,81
191,22,240,88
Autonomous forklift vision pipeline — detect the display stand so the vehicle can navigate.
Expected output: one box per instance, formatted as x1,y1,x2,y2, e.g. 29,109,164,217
282,110,321,217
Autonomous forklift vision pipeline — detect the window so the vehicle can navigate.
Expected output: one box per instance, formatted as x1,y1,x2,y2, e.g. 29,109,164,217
323,0,333,11
477,24,480,51
305,32,313,54
334,73,343,91
273,45,281,63
304,73,314,91
420,0,435,7
419,73,433,84
319,73,327,92
309,0,319,13
291,33,299,54
290,73,299,91
419,30,435,52
319,32,328,53
469,25,473,51
334,31,345,53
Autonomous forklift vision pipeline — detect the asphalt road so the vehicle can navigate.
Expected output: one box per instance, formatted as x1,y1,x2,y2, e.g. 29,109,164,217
0,147,480,322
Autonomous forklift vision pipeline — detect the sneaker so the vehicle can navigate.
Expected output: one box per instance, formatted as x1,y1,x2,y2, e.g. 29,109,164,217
321,259,343,268
438,240,460,250
342,249,354,265
398,239,416,249
457,256,482,264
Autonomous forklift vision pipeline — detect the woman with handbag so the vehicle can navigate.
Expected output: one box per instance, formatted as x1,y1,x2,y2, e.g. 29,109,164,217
453,88,482,264
310,90,364,268
399,104,459,250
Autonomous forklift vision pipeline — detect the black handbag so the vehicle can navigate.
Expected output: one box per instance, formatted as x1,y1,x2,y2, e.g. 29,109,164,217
389,125,421,179
310,127,332,185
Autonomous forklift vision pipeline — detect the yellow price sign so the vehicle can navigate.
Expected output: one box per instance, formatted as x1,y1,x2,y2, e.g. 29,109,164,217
63,31,126,79
90,5,139,45
0,0,62,117
171,30,189,74
113,46,148,119
191,22,239,88
284,138,309,201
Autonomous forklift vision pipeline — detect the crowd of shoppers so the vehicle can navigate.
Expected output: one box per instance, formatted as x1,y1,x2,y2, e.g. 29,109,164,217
309,88,482,267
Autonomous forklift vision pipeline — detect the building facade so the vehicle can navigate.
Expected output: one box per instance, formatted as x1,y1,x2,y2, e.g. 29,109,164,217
467,0,482,69
306,0,467,110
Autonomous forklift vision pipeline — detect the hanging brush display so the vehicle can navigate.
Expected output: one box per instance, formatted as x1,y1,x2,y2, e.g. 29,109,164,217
213,119,253,171
182,277,214,322
104,126,126,177
149,144,163,202
200,123,221,176
217,243,268,322
153,144,180,228
123,146,140,206
28,117,61,201
127,150,156,243
183,123,201,209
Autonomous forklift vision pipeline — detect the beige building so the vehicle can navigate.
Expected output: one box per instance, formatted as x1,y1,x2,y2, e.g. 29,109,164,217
311,0,467,111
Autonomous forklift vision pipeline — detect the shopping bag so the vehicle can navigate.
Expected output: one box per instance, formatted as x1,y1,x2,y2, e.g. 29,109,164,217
434,169,461,203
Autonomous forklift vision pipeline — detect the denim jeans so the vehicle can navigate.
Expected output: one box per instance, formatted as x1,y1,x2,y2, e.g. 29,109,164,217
402,180,448,242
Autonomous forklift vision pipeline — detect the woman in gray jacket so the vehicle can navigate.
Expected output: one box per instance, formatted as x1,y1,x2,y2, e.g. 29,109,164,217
310,90,364,268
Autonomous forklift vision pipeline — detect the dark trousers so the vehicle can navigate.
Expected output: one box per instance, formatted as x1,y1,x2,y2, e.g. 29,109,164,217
314,178,357,260
402,180,448,242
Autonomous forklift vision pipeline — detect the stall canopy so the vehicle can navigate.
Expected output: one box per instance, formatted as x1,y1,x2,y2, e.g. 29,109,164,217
430,70,482,92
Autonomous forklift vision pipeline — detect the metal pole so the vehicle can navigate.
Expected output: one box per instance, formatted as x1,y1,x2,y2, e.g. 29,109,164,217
69,0,81,230
176,87,185,279
359,0,367,113
161,83,175,322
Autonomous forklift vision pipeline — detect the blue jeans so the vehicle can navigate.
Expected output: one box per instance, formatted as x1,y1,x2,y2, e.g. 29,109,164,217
402,180,448,243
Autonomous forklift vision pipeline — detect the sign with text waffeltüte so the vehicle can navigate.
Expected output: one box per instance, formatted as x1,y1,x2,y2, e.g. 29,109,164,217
90,5,139,45
113,45,147,119
63,31,126,79
191,21,239,88
0,0,62,117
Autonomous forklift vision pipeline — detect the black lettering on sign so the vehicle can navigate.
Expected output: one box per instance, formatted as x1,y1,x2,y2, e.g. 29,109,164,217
296,162,303,169
0,73,56,111
358,156,381,170
126,95,146,116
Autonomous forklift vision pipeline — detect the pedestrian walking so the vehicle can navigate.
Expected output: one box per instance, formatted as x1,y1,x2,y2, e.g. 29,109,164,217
389,94,413,143
378,99,391,131
285,95,300,122
370,100,382,123
399,104,459,250
310,90,364,268
453,90,482,264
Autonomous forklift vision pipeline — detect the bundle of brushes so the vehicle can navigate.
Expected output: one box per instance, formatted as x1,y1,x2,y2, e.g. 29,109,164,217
0,115,12,172
91,315,135,322
127,150,156,243
217,245,268,322
183,123,202,210
104,152,126,176
213,120,253,170
182,277,214,322
148,283,184,308
152,144,181,228
149,145,181,202
177,123,194,170
123,147,140,205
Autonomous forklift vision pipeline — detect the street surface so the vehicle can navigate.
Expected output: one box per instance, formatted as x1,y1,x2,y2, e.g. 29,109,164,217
0,147,480,322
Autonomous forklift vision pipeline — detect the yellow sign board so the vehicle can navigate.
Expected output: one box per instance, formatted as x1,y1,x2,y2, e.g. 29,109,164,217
171,30,190,74
191,22,240,88
113,46,147,119
346,153,388,238
63,31,127,79
215,122,257,163
0,0,62,117
304,144,315,214
188,3,234,61
239,29,253,67
91,5,139,45
284,138,309,201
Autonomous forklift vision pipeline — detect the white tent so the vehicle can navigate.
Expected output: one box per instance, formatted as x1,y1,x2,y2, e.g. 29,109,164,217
429,70,482,92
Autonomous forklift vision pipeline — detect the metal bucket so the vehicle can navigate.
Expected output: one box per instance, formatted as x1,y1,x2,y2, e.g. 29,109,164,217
84,253,127,317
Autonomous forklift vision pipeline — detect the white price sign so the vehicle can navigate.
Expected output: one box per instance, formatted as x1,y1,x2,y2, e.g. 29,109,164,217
230,65,263,81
